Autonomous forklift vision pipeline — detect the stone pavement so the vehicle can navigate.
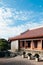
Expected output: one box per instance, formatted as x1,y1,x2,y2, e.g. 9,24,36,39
0,56,43,65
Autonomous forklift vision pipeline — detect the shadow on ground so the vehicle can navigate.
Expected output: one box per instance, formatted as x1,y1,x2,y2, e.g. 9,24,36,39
0,60,34,65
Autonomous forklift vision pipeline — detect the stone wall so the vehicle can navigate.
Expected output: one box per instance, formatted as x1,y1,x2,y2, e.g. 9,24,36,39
11,40,18,52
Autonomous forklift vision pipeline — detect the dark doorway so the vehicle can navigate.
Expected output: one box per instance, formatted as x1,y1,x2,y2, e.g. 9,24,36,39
22,41,24,47
26,41,31,48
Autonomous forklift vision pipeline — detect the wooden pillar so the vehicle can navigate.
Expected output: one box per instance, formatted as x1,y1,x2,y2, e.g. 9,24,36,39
20,41,23,48
31,40,34,50
24,41,27,48
40,40,42,50
42,40,43,50
37,40,42,50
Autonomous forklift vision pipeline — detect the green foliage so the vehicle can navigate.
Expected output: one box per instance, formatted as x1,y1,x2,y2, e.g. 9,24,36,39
0,39,9,51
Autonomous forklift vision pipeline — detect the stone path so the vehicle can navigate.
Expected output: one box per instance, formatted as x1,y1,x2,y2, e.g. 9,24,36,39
0,56,43,65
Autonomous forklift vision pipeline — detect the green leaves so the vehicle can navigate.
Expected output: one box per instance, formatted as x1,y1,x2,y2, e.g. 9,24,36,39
0,39,9,51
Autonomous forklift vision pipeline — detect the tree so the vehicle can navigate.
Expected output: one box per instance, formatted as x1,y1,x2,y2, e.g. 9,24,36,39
0,39,9,51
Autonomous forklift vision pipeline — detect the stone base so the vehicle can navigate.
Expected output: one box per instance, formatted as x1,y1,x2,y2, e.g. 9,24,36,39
35,58,39,62
22,55,25,58
28,56,31,60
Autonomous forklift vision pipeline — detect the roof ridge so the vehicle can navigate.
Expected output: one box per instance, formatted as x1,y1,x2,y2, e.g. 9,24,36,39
29,27,43,31
21,29,29,35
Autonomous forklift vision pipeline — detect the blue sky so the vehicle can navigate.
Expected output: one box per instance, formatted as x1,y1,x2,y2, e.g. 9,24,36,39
0,0,43,39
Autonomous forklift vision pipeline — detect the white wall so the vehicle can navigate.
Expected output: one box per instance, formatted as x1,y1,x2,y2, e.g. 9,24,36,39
11,40,18,51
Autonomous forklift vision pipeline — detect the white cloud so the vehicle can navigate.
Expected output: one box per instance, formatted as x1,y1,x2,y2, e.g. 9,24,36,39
0,1,43,40
13,10,34,20
0,21,43,40
0,7,14,26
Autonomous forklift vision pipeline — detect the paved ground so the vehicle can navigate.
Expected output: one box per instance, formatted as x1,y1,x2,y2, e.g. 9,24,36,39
0,56,43,65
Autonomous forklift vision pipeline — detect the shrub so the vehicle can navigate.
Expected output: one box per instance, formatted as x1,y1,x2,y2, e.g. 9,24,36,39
0,39,9,51
27,53,32,56
34,54,39,58
23,51,26,55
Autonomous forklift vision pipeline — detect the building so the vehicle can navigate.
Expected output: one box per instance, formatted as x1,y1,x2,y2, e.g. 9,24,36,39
8,27,43,52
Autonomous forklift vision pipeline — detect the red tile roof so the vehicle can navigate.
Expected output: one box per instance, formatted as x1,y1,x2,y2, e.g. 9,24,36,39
8,27,43,41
